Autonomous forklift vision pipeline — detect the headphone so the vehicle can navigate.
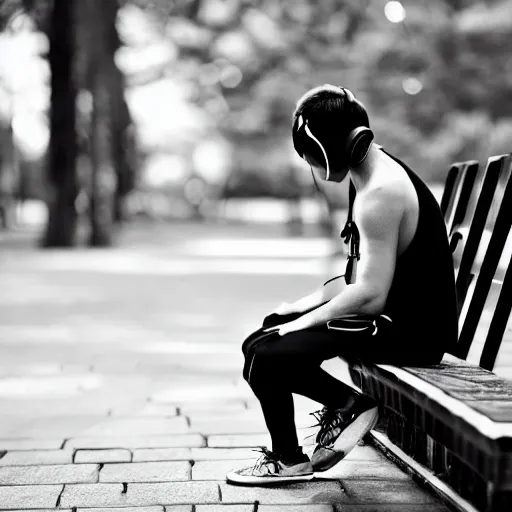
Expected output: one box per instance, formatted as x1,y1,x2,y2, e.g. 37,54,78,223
293,86,375,180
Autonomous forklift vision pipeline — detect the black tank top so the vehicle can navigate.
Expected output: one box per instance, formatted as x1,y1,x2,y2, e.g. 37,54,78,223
344,149,458,363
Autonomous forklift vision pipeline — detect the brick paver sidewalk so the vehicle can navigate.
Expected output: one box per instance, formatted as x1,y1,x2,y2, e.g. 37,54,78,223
0,223,450,511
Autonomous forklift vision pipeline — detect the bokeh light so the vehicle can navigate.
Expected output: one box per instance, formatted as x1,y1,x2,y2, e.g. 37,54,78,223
402,77,423,95
143,154,188,188
192,138,232,183
384,1,406,23
219,64,243,88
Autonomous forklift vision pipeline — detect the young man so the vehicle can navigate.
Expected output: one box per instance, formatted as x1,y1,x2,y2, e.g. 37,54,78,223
226,85,458,485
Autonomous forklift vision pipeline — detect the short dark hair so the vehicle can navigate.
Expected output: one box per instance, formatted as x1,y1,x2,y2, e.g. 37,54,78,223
292,84,370,169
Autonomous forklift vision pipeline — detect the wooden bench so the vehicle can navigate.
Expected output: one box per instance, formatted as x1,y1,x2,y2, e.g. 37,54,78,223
441,159,479,238
325,153,512,512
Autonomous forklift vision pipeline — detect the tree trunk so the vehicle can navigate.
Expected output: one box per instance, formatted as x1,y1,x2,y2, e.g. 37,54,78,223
88,70,116,246
83,0,119,246
0,122,17,229
111,78,134,224
41,0,78,247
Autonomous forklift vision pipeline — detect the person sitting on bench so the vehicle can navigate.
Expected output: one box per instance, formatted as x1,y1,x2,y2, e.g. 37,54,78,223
226,84,458,485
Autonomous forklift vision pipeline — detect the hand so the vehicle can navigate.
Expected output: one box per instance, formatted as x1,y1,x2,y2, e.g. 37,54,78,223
264,319,303,336
272,302,296,316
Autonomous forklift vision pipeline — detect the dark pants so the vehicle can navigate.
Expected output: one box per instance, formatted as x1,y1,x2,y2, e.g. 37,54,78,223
241,310,394,459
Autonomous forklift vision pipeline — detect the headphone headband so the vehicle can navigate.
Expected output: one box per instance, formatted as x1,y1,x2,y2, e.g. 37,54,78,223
293,86,374,177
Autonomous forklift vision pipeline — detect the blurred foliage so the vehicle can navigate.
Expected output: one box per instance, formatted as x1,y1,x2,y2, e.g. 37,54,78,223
3,0,512,213
115,0,512,197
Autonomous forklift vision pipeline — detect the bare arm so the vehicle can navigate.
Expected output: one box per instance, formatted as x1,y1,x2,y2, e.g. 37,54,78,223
274,188,403,332
281,276,347,314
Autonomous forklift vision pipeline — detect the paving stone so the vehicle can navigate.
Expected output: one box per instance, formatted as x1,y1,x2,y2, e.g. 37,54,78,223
340,480,440,503
207,434,270,448
0,485,63,509
125,482,220,505
314,461,409,481
133,448,192,462
136,404,180,417
65,434,205,449
150,386,250,404
77,508,164,512
60,483,127,507
187,410,262,422
0,449,72,465
190,448,258,460
75,449,132,463
259,506,333,512
164,507,193,512
219,481,343,504
9,416,104,438
0,463,99,485
84,417,190,436
94,446,257,463
195,506,254,512
0,510,71,512
109,403,179,417
0,401,110,418
177,401,248,413
100,461,191,483
192,459,253,480
189,418,267,435
333,506,451,511
0,439,63,451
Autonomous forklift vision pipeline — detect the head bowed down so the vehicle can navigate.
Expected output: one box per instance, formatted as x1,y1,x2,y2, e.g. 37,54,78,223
292,84,374,181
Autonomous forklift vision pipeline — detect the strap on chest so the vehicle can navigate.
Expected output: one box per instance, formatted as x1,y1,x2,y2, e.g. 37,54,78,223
340,180,360,284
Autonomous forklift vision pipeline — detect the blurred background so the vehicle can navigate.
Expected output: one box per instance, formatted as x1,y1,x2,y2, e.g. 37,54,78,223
0,0,512,450
1,0,512,244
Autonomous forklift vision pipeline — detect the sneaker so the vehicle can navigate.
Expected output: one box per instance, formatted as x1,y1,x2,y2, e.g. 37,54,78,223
226,447,314,485
302,401,355,448
310,395,379,472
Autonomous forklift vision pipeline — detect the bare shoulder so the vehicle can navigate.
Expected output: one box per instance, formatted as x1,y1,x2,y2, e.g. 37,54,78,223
356,185,405,237
356,157,418,252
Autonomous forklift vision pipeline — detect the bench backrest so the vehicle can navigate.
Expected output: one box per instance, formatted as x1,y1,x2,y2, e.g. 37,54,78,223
452,154,512,362
451,155,510,312
476,226,512,374
440,163,462,216
441,161,479,237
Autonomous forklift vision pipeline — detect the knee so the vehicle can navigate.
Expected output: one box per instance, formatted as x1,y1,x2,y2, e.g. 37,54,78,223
245,348,306,395
244,348,279,394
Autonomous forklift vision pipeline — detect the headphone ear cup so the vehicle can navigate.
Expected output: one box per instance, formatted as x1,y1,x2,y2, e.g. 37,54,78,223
346,127,374,167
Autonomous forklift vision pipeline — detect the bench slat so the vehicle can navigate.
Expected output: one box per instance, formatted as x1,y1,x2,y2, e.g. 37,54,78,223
456,155,512,359
452,155,509,311
442,160,479,237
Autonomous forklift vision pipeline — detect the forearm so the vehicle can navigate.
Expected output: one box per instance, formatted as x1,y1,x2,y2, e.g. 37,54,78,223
290,283,383,330
289,289,326,313
289,276,347,314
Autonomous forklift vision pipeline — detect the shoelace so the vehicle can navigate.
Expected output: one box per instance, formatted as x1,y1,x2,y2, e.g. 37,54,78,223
250,446,280,475
307,407,349,449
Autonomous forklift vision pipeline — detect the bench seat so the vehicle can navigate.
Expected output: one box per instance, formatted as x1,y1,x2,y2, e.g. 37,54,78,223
348,354,512,511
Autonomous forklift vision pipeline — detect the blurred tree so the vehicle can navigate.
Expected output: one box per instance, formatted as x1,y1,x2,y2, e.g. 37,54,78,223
0,0,24,229
77,0,118,246
40,0,78,247
4,0,512,237
20,0,136,245
0,122,16,228
78,0,136,241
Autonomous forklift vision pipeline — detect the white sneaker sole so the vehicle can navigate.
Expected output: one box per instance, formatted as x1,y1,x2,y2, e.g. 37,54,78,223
226,471,314,486
312,406,379,473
